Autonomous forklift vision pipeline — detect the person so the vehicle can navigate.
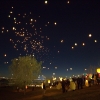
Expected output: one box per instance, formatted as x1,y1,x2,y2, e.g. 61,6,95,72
88,78,91,87
77,77,80,89
77,77,83,89
43,82,46,95
66,79,70,92
61,79,66,93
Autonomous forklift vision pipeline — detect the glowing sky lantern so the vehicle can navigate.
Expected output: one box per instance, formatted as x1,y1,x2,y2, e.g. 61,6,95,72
75,43,77,46
4,54,6,57
14,18,16,20
61,40,63,43
72,46,74,49
70,68,72,70
94,40,97,43
54,22,57,25
10,11,13,13
53,73,55,75
55,67,57,69
2,27,4,29
67,1,70,4
82,43,85,46
89,34,92,37
8,15,10,17
30,19,33,21
12,27,16,30
67,69,68,71
45,1,48,4
43,67,46,68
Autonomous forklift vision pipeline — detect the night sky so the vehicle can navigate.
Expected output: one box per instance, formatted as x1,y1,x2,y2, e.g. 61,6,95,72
0,0,100,78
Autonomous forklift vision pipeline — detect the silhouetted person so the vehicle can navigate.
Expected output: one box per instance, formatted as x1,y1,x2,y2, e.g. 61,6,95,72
43,82,46,94
61,79,66,93
77,77,83,89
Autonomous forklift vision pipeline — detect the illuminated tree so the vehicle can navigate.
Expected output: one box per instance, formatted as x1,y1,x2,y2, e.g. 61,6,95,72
9,56,42,88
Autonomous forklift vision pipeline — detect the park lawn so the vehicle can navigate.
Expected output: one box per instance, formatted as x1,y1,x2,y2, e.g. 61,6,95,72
0,85,100,100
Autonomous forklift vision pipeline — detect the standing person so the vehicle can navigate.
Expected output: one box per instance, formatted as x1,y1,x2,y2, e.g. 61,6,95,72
61,79,66,93
66,79,70,91
77,77,80,89
43,82,46,95
80,77,83,89
77,76,83,89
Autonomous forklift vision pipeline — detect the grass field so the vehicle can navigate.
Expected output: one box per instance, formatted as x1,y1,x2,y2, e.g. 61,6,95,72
0,85,100,100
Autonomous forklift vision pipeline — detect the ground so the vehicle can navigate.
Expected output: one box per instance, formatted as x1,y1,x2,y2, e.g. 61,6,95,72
0,85,100,100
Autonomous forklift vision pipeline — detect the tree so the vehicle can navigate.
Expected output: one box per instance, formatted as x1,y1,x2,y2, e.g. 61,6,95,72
9,56,42,89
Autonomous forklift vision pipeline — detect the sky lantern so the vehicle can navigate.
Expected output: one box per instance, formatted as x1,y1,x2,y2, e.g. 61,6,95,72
94,40,97,43
82,43,85,46
88,34,92,37
70,68,72,70
67,1,70,4
53,73,55,75
61,40,63,43
45,1,47,4
97,68,100,73
72,46,74,49
75,43,77,46
54,22,57,25
4,54,6,57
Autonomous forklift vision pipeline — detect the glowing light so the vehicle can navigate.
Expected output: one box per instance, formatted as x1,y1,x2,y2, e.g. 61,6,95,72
70,68,72,70
10,11,13,13
89,34,92,37
43,67,46,68
8,15,10,17
97,68,100,73
67,1,70,4
48,80,50,83
75,43,77,46
82,43,85,46
2,27,4,29
4,54,7,57
72,46,74,49
45,1,48,4
54,22,57,25
30,19,33,21
53,73,55,75
94,40,97,43
61,40,63,43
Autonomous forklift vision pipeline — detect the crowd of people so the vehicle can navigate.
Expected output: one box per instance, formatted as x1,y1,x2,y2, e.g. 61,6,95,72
42,73,100,94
